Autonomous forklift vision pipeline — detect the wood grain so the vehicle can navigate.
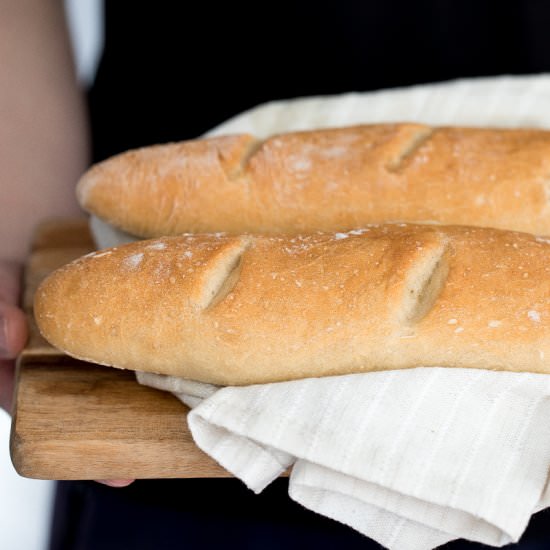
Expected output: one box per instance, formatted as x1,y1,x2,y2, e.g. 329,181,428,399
10,219,230,479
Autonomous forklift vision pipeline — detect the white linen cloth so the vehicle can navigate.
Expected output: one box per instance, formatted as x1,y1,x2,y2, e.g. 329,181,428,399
137,369,550,550
131,74,550,549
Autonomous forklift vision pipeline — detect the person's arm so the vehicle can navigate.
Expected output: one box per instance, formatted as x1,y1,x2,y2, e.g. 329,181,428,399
0,0,89,411
0,1,134,487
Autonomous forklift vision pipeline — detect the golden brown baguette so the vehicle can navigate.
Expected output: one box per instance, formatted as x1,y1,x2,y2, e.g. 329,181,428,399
76,123,550,238
34,224,550,385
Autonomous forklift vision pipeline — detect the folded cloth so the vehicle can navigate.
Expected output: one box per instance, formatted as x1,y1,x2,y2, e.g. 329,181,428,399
137,369,550,549
206,73,550,137
131,75,550,549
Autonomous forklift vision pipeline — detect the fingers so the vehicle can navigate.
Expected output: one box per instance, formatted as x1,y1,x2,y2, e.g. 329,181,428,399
0,360,15,412
95,479,135,488
0,303,27,359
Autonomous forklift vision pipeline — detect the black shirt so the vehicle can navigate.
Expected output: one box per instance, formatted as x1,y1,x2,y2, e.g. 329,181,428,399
64,2,550,549
88,0,550,161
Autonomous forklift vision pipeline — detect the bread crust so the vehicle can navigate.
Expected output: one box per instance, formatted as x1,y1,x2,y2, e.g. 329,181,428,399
34,224,550,385
76,124,550,237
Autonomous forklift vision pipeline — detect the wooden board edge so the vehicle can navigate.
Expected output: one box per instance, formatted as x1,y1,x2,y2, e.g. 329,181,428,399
9,437,234,480
9,355,29,477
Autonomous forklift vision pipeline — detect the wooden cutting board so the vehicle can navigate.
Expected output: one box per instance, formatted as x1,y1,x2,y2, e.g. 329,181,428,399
10,219,230,480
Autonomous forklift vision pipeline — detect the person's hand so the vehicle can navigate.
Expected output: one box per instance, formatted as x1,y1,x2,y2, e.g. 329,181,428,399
0,261,28,412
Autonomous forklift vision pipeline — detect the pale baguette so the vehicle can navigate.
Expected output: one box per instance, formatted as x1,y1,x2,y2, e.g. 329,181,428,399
34,224,550,385
76,124,550,238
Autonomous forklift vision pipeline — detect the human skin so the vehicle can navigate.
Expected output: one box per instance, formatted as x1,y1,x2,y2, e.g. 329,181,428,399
0,0,131,487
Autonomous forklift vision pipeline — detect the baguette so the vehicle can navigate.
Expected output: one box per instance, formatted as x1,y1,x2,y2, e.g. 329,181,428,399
76,124,550,238
34,224,550,385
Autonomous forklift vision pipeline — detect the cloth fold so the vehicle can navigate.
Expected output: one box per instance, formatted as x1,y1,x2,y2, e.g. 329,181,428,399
130,75,550,549
137,369,550,550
